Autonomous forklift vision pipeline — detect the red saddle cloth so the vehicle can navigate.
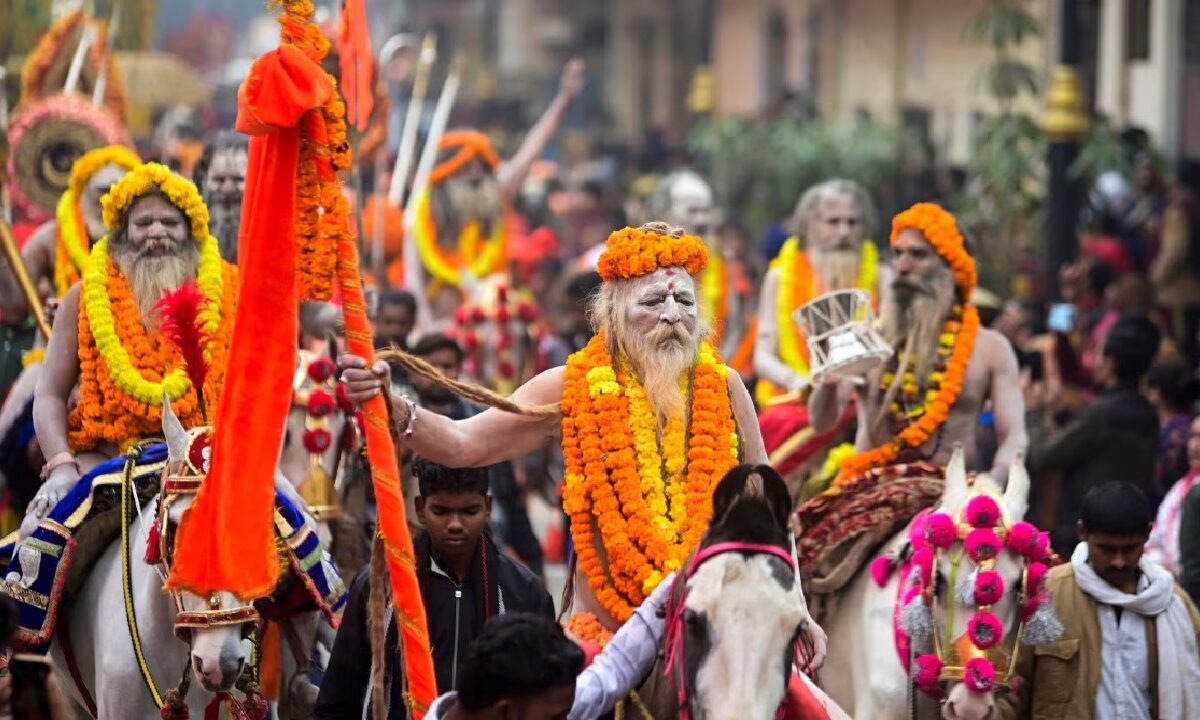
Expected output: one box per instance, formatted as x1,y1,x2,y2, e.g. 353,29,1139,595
759,403,855,478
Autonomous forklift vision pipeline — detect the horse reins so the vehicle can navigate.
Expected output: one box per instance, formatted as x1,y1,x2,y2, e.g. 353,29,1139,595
663,541,799,720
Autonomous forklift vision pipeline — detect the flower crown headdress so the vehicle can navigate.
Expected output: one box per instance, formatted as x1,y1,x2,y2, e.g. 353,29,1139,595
890,202,977,300
101,162,210,242
69,145,141,198
596,221,709,281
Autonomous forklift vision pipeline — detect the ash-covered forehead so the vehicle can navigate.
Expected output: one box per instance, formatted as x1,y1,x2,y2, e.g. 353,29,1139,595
627,267,697,299
86,163,129,194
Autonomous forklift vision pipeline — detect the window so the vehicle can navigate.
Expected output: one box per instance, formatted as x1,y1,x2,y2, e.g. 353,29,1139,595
1127,0,1151,61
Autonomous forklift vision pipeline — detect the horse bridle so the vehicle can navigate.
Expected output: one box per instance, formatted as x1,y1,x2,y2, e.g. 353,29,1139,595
662,541,800,720
119,438,262,712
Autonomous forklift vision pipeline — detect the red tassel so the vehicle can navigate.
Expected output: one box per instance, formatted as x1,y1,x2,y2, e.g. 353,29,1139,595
145,520,163,564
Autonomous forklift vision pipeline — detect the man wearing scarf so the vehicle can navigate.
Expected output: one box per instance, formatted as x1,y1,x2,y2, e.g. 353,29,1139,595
998,482,1200,720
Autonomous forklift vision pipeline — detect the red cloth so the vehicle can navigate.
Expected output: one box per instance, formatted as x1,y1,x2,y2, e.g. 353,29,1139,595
759,403,855,478
167,45,330,600
784,672,833,719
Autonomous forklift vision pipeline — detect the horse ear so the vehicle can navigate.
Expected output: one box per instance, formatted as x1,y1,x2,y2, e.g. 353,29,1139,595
1003,452,1030,521
711,464,755,522
941,443,968,510
162,393,189,466
753,464,793,530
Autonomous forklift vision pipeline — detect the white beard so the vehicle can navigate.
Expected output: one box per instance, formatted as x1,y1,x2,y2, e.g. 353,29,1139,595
621,323,699,430
880,267,957,392
113,242,200,326
811,247,861,291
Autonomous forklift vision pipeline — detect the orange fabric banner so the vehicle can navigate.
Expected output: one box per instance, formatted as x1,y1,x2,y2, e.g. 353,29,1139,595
339,0,374,132
167,47,330,600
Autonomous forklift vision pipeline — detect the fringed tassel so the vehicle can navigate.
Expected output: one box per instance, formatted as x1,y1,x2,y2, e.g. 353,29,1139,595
955,567,978,607
145,519,163,564
161,689,189,719
899,595,933,644
1021,597,1065,645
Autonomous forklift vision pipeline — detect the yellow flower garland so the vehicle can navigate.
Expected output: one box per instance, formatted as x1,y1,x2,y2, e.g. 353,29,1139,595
413,189,506,287
82,236,223,404
55,146,141,296
757,238,879,404
700,249,727,341
83,163,225,405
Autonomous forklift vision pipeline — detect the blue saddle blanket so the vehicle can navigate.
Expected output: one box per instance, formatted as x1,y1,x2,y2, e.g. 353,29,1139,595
0,443,348,651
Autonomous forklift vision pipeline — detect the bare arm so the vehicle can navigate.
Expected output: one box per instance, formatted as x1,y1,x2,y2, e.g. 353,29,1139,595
0,221,55,312
497,59,584,200
33,284,81,461
728,371,766,464
753,268,807,391
808,377,855,434
391,365,564,468
984,330,1028,482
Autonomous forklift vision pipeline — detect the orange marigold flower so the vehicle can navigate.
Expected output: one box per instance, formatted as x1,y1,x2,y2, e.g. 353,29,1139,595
597,224,709,281
890,202,977,300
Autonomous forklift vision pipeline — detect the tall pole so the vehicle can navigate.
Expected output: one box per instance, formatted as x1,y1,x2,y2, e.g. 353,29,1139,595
1041,0,1090,301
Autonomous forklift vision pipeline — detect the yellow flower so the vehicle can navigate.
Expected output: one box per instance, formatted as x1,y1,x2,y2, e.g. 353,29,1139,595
101,162,210,240
642,570,663,596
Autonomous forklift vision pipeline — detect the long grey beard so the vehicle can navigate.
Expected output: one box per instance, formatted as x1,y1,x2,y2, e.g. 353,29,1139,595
811,247,860,291
623,326,699,430
114,245,200,326
880,275,956,393
210,203,242,263
440,177,503,229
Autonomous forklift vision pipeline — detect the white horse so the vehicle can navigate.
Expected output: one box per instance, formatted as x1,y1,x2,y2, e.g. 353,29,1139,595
819,446,1036,720
47,402,267,719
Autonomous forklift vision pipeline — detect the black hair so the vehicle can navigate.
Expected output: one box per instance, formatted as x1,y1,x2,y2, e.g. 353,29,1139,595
413,456,489,498
1080,481,1153,535
456,613,585,711
193,130,249,189
380,289,417,316
410,332,464,365
1146,359,1200,413
1102,315,1160,386
566,271,602,303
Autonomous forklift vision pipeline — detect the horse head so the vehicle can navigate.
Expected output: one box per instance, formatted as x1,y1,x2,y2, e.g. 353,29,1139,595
666,464,810,720
903,445,1056,720
162,398,260,693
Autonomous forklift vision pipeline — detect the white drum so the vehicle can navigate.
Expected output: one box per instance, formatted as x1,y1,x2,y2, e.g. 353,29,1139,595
794,289,893,382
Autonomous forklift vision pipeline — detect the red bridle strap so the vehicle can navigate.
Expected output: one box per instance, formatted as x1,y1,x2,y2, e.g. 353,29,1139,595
665,541,798,720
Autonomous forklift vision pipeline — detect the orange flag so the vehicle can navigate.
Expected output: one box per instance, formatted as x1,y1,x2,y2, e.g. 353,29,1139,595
339,0,374,132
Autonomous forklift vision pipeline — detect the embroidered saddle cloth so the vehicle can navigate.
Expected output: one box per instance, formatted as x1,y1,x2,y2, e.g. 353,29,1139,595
0,443,347,651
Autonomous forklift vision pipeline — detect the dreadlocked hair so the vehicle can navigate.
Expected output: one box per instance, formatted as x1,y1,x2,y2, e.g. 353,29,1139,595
377,346,559,417
368,533,390,720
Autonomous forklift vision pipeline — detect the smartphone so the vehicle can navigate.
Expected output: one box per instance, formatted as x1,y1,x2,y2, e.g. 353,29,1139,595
1047,303,1076,333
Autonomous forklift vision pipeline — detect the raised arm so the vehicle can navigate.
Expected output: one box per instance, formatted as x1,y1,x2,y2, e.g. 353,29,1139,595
341,355,564,469
984,330,1028,482
753,268,808,392
497,59,584,200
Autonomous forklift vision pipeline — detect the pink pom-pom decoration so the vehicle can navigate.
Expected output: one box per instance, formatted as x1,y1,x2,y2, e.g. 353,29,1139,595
909,512,930,551
901,584,921,606
913,654,945,698
870,555,898,588
1026,561,1049,594
974,569,1005,606
965,527,1001,563
302,428,333,453
1033,532,1050,561
1006,521,1039,557
965,495,1002,528
307,356,336,383
963,657,996,694
925,512,959,548
912,546,935,588
968,611,1004,649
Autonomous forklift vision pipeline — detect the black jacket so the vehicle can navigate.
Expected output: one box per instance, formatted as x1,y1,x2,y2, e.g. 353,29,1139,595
314,531,554,720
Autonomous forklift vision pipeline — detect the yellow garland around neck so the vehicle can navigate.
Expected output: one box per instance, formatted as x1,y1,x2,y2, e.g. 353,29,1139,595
776,237,879,377
82,234,224,405
414,189,506,287
56,191,90,295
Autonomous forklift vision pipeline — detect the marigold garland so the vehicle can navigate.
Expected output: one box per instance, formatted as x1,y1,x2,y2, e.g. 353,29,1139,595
700,250,728,342
890,203,976,300
280,3,352,303
81,236,224,406
413,189,506,287
69,250,236,452
101,163,211,242
834,303,980,484
428,130,501,187
596,226,709,281
562,332,739,622
55,146,141,296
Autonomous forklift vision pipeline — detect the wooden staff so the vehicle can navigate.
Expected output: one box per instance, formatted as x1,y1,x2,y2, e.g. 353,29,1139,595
0,221,52,340
92,0,123,106
401,56,462,329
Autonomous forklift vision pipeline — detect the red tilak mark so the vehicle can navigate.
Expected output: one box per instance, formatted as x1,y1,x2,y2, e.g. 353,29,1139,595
668,283,675,290
665,270,675,277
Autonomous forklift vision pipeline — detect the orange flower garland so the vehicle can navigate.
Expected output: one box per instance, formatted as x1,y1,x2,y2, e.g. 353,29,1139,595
428,130,501,186
280,0,352,302
834,303,980,484
596,226,709,281
561,332,739,623
565,612,614,646
69,258,237,452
